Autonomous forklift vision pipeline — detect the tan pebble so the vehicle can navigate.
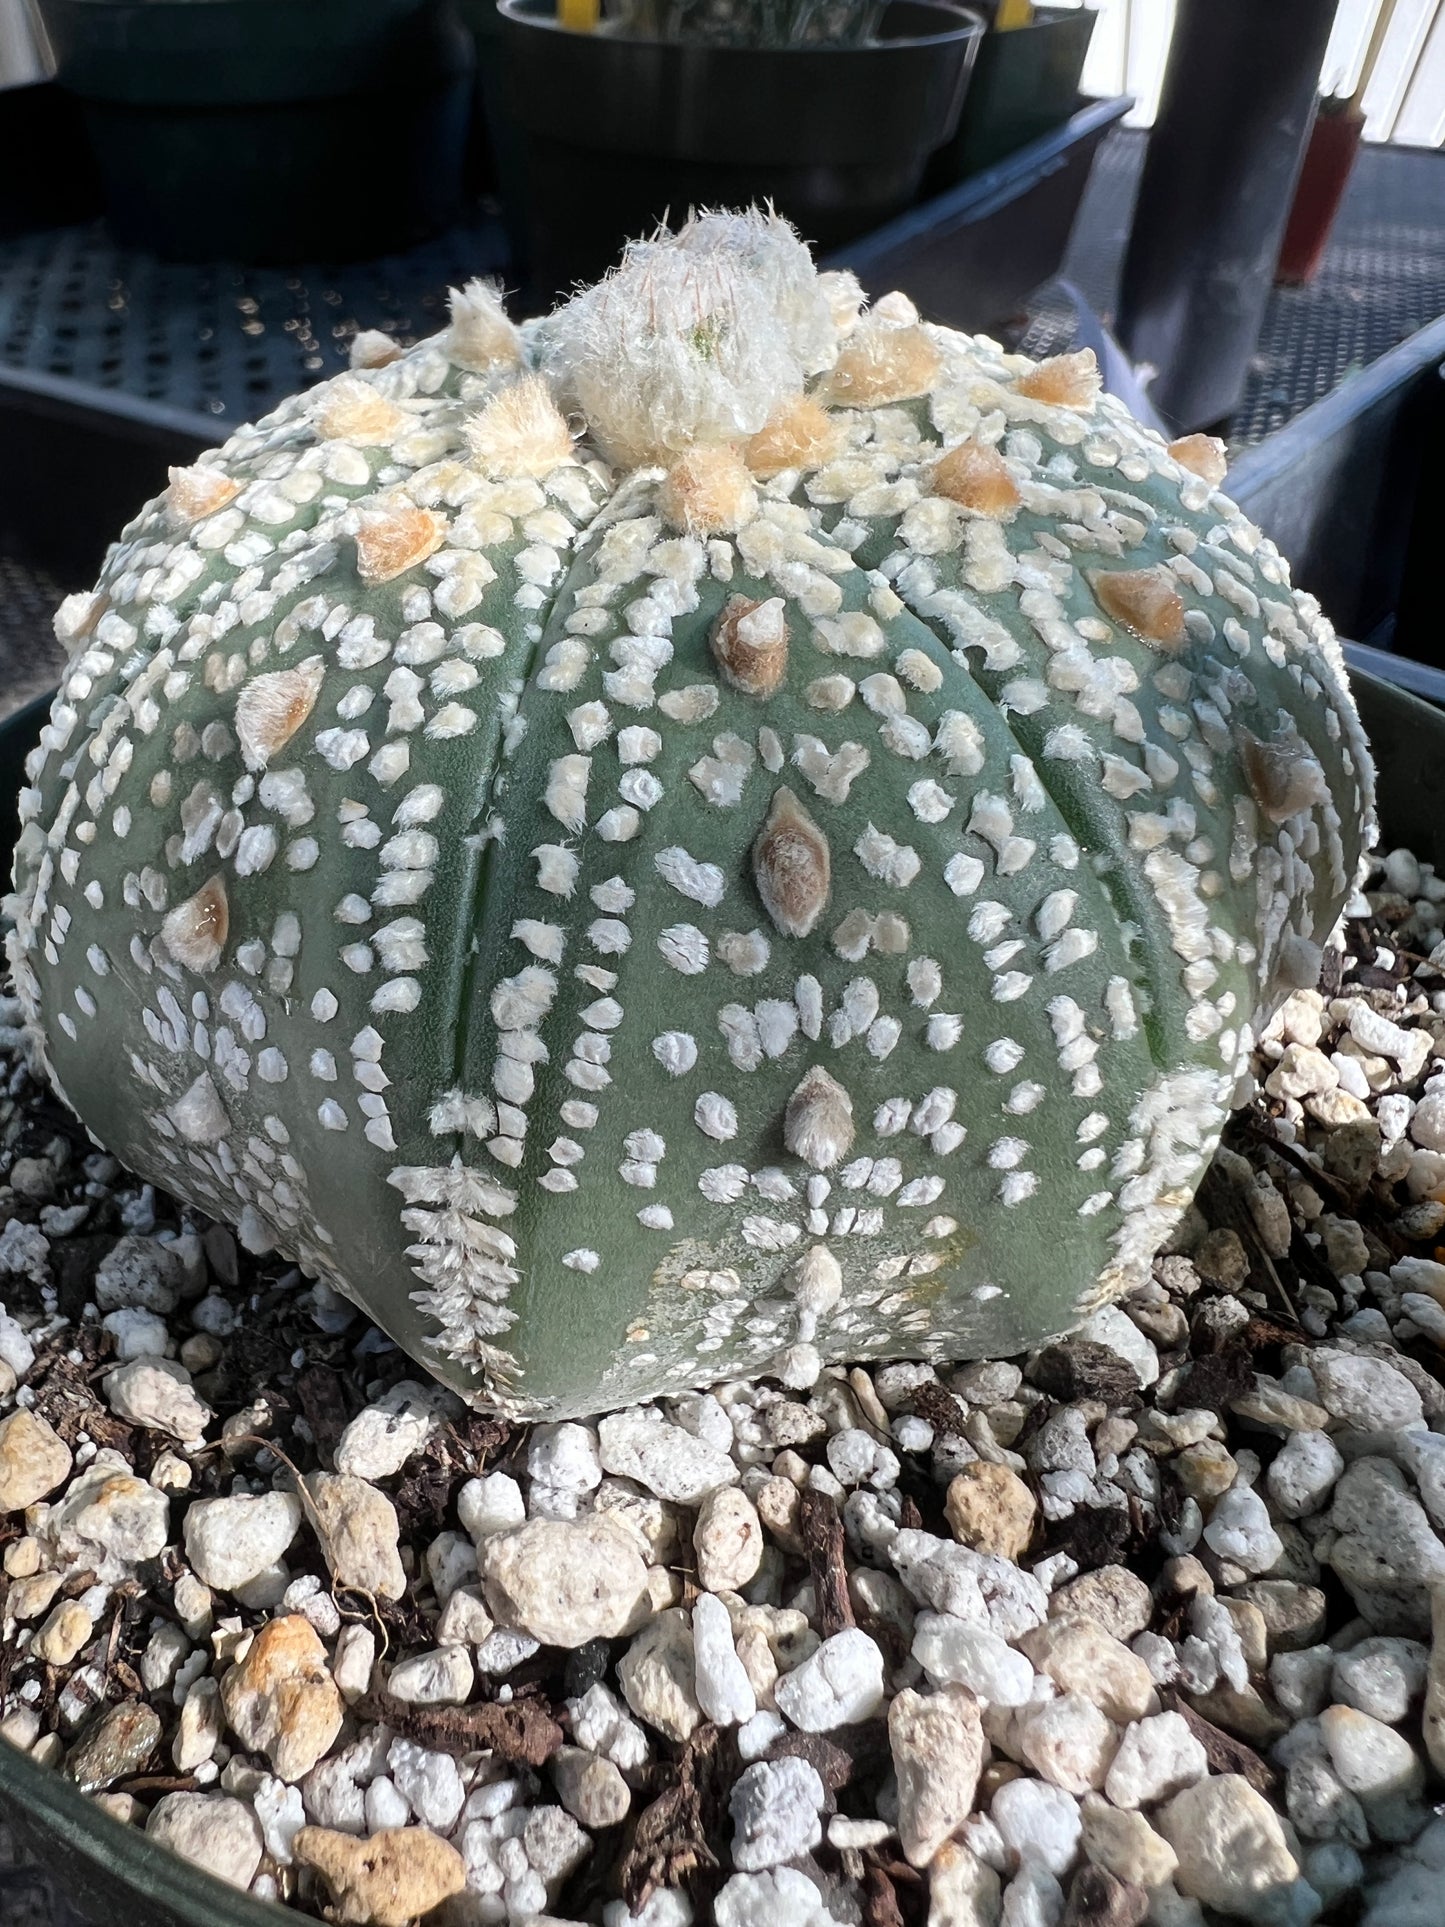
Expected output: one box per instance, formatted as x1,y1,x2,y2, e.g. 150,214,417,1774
551,1746,632,1829
8,1570,64,1622
150,1452,193,1494
478,1515,650,1648
733,1622,779,1708
219,1614,343,1783
303,1473,406,1601
0,1411,73,1513
847,1368,890,1434
617,1608,702,1744
693,1486,764,1595
1049,1565,1153,1642
1218,1598,1269,1675
889,1685,984,1867
1019,1694,1120,1795
0,1708,38,1750
1174,1441,1237,1504
755,1476,804,1555
147,1791,263,1890
1229,1378,1331,1433
1307,1086,1373,1128
927,1841,1001,1925
294,1825,466,1926
1080,1792,1179,1890
1185,1681,1290,1747
179,1334,222,1373
3,1536,41,1578
1156,1774,1298,1914
33,1599,93,1668
944,1461,1037,1562
1019,1619,1156,1725
646,1566,682,1614
94,1792,141,1825
1161,1554,1213,1600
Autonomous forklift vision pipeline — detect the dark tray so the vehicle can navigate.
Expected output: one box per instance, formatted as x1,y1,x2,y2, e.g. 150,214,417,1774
826,93,1130,332
0,366,212,727
1228,312,1445,670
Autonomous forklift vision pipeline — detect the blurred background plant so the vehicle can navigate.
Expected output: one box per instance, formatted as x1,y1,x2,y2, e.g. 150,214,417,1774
602,0,888,45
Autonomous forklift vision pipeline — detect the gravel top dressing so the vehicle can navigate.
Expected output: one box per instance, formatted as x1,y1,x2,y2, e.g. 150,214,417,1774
0,838,1444,1927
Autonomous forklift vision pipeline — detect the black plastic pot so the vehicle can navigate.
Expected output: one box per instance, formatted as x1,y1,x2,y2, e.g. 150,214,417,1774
828,92,1127,335
34,0,474,263
496,0,984,306
925,4,1095,189
455,0,530,251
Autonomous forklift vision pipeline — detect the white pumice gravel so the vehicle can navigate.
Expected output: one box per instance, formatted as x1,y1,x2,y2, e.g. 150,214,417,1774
5,846,1445,1923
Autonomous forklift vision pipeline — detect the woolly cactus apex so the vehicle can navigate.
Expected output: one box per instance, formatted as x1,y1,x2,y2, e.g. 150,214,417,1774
7,214,1374,1419
535,208,839,467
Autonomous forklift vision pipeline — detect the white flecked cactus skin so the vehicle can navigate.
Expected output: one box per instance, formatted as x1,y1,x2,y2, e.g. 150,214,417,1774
5,212,1375,1418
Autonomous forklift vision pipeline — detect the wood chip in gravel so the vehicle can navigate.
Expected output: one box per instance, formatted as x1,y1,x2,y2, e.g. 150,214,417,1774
620,1723,734,1915
1164,1692,1278,1796
799,1487,856,1637
357,1687,564,1766
1030,1339,1143,1405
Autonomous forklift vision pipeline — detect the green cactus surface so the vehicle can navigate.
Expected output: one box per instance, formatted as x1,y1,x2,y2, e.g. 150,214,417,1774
5,214,1374,1417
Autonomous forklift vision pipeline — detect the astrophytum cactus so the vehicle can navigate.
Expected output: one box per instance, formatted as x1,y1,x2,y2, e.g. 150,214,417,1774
6,213,1373,1417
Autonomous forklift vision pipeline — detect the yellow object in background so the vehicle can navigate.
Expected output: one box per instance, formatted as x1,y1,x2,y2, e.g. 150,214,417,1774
559,0,600,29
994,0,1033,26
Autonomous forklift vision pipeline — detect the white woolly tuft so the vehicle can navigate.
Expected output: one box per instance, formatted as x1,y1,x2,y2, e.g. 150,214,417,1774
536,208,839,469
464,376,574,479
446,278,524,372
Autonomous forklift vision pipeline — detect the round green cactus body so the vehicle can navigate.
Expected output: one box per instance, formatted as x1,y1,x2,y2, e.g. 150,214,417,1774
6,214,1373,1417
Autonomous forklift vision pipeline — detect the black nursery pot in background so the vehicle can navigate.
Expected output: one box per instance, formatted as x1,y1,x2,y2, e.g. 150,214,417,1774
496,0,984,307
926,3,1096,189
34,0,475,264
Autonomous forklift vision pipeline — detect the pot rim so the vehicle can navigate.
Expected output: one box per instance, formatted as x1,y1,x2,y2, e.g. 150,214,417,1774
496,0,986,53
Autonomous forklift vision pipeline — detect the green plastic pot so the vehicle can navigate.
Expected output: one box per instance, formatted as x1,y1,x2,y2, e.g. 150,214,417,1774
925,3,1095,189
34,0,474,262
0,657,1440,1920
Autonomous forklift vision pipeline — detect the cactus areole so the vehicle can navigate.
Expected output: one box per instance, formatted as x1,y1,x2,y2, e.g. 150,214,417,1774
6,215,1373,1417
